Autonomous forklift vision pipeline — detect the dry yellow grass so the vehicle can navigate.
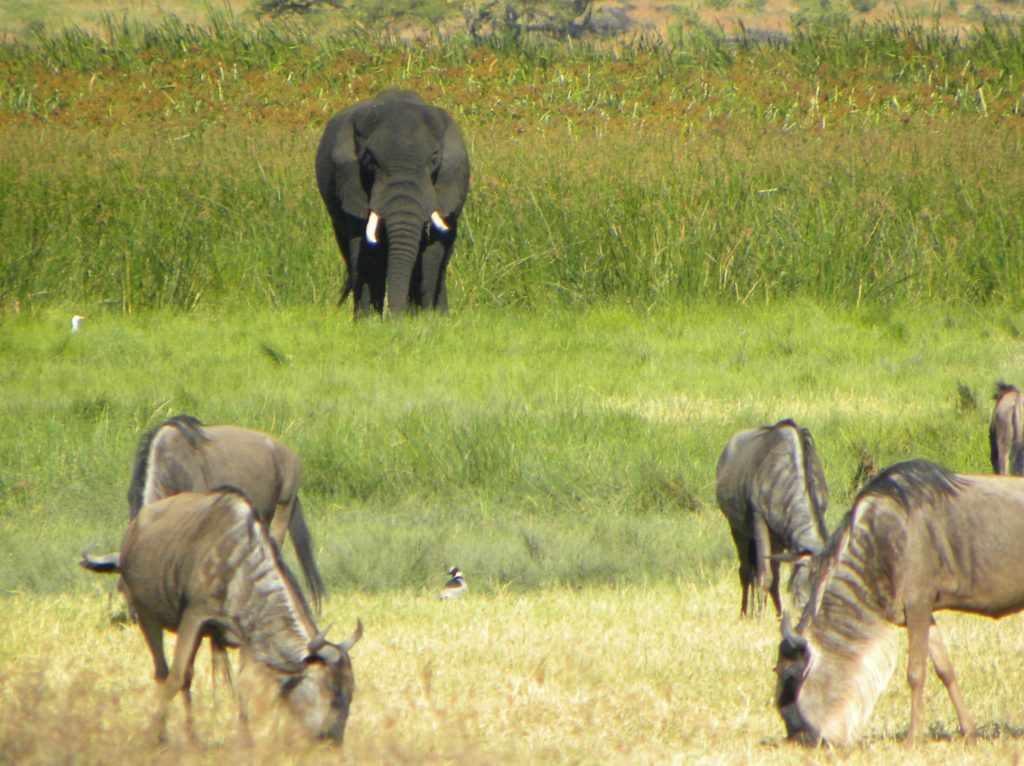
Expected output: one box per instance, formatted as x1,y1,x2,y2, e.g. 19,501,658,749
2,579,1024,764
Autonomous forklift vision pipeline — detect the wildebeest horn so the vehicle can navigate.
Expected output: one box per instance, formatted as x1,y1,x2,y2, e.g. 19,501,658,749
430,211,449,233
779,612,807,653
340,619,364,653
366,212,380,244
771,550,814,564
307,625,333,655
781,612,796,638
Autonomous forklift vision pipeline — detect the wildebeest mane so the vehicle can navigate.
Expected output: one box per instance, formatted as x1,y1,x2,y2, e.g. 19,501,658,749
211,485,319,629
127,414,209,518
794,422,828,539
200,486,319,631
764,418,829,542
209,483,254,508
854,459,964,513
797,506,853,629
993,381,1020,400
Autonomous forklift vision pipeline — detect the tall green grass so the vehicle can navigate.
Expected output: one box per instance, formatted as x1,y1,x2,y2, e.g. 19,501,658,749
1,14,1022,311
1,116,1020,311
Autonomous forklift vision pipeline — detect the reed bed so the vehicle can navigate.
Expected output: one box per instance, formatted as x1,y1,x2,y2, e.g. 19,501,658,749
1,13,1022,310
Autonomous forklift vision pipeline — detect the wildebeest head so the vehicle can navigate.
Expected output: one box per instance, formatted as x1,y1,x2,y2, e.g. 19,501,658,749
774,613,820,745
281,620,363,743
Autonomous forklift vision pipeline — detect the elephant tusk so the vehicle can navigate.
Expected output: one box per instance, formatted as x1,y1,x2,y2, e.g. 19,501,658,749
430,211,450,233
366,211,380,245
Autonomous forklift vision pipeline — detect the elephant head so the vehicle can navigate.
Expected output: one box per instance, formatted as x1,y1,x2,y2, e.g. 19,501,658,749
315,89,471,318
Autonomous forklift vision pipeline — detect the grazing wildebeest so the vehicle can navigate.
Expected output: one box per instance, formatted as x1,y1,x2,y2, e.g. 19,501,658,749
990,382,1024,475
716,419,829,616
128,414,325,610
81,489,362,744
774,459,1024,746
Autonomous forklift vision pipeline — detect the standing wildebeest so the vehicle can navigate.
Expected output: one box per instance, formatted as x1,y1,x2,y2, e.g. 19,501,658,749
774,459,1024,746
990,382,1024,475
716,419,829,616
81,489,362,744
128,414,325,610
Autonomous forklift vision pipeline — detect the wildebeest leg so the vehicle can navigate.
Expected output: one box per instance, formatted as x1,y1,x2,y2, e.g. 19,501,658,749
153,609,205,744
138,615,169,681
751,514,773,615
210,638,232,695
928,621,976,743
729,529,754,616
768,548,783,617
209,640,251,744
905,603,932,742
269,499,293,548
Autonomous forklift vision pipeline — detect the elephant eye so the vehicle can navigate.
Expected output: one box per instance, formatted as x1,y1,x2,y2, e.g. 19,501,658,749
430,150,440,170
360,149,377,170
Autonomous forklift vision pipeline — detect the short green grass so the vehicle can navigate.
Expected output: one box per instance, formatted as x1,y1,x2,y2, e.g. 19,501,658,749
0,302,1017,594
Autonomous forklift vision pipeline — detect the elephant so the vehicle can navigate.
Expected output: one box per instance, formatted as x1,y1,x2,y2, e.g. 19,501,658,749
315,89,471,318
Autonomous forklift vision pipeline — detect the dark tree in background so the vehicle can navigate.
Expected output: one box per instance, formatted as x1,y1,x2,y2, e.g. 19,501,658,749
251,0,633,38
254,0,344,15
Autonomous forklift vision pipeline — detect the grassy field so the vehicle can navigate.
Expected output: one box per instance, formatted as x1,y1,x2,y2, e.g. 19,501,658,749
1,11,1022,311
3,302,1024,761
2,4,1024,762
0,302,1017,592
3,586,1024,764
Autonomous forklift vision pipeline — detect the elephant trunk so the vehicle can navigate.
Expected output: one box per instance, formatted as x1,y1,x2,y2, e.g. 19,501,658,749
382,213,424,318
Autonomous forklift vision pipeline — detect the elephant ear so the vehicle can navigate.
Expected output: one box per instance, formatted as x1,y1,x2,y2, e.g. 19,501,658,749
324,104,371,220
433,107,470,219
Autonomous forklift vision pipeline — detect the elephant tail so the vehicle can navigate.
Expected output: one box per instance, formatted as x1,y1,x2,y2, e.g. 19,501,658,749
337,279,353,307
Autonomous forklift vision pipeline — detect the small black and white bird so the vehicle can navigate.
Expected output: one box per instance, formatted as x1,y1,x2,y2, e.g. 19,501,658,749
439,566,467,600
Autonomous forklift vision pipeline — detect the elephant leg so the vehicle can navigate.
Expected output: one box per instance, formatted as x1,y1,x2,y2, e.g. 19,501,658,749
327,211,359,307
419,237,452,311
352,243,386,316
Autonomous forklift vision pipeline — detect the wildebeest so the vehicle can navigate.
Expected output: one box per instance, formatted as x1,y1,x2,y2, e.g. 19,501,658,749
81,489,362,744
715,419,829,616
990,382,1024,475
128,414,325,610
774,459,1024,746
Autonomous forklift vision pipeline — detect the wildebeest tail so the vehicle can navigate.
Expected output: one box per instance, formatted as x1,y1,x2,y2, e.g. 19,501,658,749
796,425,828,538
990,417,1001,474
289,495,326,613
127,414,208,518
1011,393,1024,475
